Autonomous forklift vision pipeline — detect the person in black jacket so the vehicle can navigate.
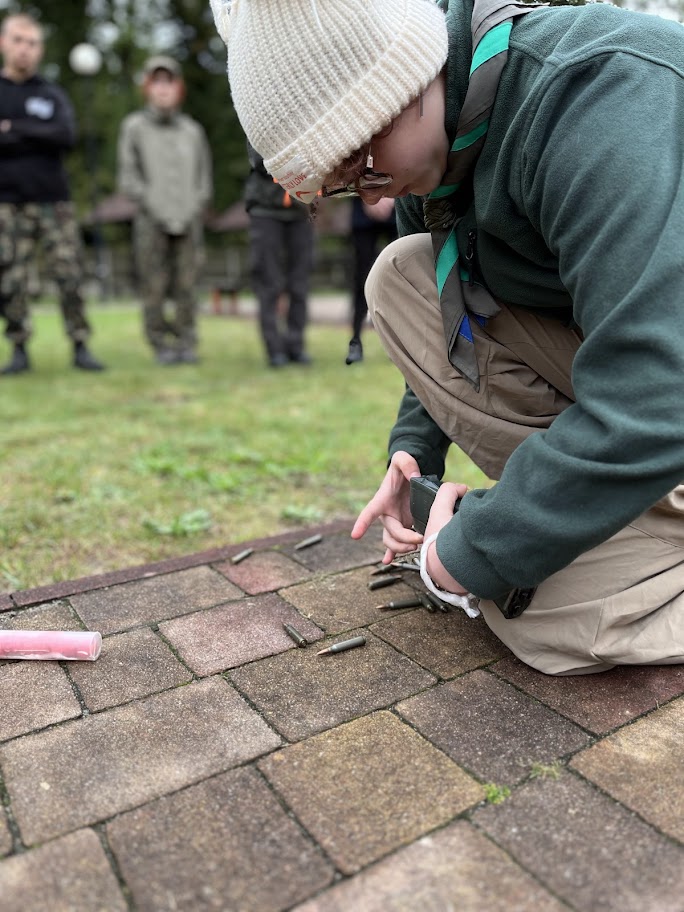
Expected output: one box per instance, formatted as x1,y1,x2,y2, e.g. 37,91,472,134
244,141,314,367
0,12,104,374
345,196,397,364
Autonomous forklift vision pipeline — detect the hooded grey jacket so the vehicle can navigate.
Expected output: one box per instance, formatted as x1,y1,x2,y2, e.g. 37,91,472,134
117,106,212,234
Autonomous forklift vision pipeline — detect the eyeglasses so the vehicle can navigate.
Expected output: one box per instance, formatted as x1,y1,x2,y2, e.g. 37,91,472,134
322,151,392,199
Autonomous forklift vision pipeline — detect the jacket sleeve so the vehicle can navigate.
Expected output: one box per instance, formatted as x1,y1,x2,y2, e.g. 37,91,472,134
1,85,75,150
389,384,452,476
116,116,145,203
196,125,213,210
436,49,684,599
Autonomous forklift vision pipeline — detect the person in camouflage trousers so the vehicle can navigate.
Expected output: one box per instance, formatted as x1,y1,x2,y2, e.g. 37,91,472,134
0,202,91,344
117,56,212,365
0,13,105,374
131,207,204,363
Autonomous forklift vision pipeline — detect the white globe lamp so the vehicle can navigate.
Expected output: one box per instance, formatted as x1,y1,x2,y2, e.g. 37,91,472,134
69,43,102,77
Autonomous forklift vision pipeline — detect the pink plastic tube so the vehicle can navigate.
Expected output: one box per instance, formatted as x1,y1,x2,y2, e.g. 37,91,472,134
0,630,102,661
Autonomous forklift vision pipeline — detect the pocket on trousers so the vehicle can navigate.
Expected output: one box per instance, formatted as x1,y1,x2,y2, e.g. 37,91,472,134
485,342,573,424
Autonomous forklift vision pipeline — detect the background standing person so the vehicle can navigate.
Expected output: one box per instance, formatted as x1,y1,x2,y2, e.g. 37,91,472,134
0,12,105,375
345,196,396,364
117,56,212,365
245,141,314,367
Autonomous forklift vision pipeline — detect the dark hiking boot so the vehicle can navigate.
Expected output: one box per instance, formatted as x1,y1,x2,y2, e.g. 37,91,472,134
155,347,179,365
345,337,363,365
289,351,312,365
1,345,30,375
74,342,105,371
268,353,289,368
177,348,199,364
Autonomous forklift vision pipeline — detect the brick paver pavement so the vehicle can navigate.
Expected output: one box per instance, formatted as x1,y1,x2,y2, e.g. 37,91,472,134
1,520,682,911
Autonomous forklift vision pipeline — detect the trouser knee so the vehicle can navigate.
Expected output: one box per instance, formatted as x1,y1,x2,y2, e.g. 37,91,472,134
365,235,433,323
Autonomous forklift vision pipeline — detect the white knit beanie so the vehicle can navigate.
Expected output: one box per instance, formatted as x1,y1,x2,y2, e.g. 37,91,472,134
210,0,449,202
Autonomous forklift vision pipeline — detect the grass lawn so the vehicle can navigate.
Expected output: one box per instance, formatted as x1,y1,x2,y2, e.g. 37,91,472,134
0,299,489,593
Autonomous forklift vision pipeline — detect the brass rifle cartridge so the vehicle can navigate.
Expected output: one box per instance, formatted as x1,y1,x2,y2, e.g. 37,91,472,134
231,548,254,564
367,575,403,591
283,623,307,647
294,533,323,550
420,593,437,613
370,564,398,576
376,596,424,611
426,591,449,612
317,636,366,656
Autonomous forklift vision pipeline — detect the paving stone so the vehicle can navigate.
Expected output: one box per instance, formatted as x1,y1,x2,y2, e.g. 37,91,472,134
397,670,590,784
281,526,385,573
8,549,240,608
0,677,281,844
0,662,81,742
107,766,334,912
281,567,418,634
0,808,11,857
159,592,324,675
570,696,684,843
372,609,510,678
492,656,684,734
292,819,567,912
68,627,193,711
70,566,243,635
231,630,436,740
474,772,684,912
259,711,484,874
215,550,311,594
0,828,127,912
0,600,81,632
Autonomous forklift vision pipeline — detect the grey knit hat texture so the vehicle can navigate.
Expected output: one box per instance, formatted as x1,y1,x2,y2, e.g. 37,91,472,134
210,0,449,201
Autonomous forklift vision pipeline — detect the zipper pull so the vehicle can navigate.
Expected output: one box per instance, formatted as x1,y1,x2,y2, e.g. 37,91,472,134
464,228,477,287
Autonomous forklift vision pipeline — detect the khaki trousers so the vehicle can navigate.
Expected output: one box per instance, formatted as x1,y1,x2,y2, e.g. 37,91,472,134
366,235,684,675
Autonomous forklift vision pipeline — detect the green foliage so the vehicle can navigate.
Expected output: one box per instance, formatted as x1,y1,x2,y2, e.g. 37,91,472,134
529,761,562,780
0,560,23,591
280,505,325,525
483,783,512,804
143,509,212,537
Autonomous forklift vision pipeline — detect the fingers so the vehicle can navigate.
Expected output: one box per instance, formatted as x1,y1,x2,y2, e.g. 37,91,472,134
390,450,422,481
354,501,422,553
351,494,383,540
351,510,370,538
352,452,420,541
433,482,467,518
382,514,422,554
439,481,468,500
425,482,467,541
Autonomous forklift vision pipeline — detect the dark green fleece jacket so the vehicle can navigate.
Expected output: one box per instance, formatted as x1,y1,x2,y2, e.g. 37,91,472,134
392,0,684,600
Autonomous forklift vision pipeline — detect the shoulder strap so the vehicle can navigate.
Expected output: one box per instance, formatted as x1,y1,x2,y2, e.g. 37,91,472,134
423,0,543,390
429,0,540,206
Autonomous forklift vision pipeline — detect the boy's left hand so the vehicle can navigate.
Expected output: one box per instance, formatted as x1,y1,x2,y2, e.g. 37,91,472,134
424,482,468,595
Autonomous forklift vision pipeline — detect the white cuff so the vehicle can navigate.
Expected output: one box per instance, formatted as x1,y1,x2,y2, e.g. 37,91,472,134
420,533,480,618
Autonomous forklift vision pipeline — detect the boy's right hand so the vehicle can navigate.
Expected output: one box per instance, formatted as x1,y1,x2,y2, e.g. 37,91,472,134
351,451,424,564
